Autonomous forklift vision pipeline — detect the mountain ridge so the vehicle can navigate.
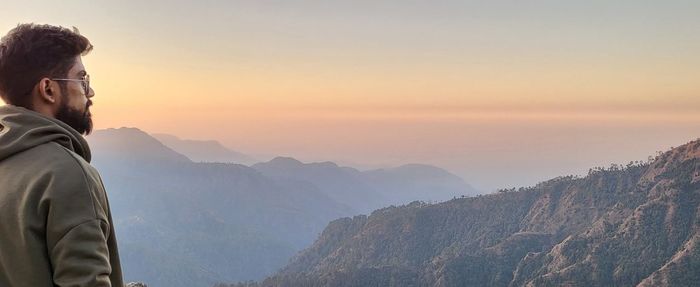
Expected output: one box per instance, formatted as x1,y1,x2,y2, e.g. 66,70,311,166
241,138,700,287
152,133,256,165
253,156,478,214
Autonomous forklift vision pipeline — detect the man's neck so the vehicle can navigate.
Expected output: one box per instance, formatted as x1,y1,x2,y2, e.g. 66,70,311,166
27,100,57,120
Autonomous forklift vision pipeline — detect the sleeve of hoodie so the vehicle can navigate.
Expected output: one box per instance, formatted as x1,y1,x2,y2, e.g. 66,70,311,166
42,155,114,287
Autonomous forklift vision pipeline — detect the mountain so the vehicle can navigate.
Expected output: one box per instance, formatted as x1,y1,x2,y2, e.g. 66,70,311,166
252,157,384,214
91,128,192,163
252,158,477,214
88,128,352,287
242,139,700,287
363,163,478,204
152,133,256,165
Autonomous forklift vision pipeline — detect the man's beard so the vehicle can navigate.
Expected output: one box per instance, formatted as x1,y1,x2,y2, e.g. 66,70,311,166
55,101,93,135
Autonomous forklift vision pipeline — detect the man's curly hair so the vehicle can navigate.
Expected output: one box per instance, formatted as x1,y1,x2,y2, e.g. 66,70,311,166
0,23,93,108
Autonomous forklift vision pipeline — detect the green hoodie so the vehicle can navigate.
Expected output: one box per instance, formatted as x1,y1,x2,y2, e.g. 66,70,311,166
0,105,124,287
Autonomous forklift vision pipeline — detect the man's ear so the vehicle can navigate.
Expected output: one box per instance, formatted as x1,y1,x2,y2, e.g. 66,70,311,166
37,78,58,104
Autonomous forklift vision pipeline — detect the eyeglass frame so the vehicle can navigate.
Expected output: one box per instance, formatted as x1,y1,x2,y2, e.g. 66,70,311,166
50,74,90,95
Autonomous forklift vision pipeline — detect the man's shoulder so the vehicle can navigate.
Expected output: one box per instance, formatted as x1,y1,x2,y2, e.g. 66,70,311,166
18,142,99,183
0,141,109,220
27,142,109,217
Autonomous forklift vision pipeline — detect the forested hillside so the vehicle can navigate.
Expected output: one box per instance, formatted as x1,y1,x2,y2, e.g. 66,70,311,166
229,139,700,287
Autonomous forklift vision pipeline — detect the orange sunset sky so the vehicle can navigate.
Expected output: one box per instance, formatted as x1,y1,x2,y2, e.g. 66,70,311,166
2,1,700,190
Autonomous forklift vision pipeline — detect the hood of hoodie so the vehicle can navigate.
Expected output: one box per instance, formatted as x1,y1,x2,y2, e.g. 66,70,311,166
0,105,91,162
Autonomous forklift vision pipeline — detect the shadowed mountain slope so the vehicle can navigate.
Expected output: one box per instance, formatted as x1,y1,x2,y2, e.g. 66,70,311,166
88,128,351,287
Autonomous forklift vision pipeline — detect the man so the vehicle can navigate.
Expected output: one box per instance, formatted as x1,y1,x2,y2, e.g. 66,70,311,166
0,24,123,286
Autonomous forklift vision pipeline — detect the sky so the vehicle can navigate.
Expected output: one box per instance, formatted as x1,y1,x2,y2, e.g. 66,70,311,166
2,0,700,191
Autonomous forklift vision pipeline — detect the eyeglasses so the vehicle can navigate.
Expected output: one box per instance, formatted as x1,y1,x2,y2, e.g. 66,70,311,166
50,74,90,95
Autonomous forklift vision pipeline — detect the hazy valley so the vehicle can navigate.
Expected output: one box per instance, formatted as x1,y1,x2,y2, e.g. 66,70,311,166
88,128,476,286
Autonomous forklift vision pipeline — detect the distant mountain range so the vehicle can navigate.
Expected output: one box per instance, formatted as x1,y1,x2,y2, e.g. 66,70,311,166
152,133,257,165
253,157,477,214
231,139,700,287
87,127,476,287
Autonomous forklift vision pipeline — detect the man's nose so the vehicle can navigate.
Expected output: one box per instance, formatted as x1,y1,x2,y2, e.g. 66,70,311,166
87,87,95,98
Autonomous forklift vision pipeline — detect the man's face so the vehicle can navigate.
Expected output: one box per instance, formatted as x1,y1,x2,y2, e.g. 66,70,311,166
54,57,94,135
